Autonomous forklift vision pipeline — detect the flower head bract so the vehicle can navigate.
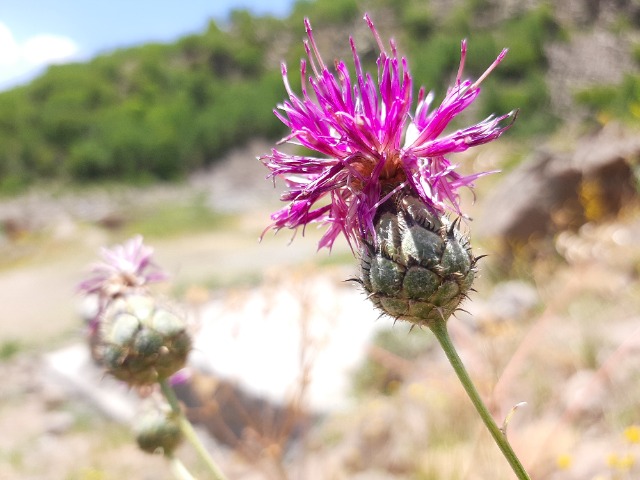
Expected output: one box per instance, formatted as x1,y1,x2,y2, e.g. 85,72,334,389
261,14,516,250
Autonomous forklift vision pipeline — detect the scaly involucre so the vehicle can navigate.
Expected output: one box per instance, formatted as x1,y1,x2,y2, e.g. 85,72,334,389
261,14,516,250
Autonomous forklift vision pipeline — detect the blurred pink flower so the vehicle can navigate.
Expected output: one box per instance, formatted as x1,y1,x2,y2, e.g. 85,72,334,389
261,14,516,250
78,235,168,302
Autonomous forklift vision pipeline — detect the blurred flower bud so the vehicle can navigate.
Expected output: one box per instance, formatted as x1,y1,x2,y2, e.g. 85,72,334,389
99,295,191,386
133,407,183,456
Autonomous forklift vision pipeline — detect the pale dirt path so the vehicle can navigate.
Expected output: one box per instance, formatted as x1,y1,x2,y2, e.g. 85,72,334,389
0,230,109,343
0,210,353,345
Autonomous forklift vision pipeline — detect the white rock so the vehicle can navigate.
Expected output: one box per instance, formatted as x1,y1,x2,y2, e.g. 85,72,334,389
42,344,140,423
190,274,382,412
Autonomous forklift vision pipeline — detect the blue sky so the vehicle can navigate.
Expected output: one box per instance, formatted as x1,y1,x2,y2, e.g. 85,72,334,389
0,0,296,90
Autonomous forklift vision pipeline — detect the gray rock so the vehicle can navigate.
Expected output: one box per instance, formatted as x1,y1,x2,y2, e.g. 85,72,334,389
477,123,640,253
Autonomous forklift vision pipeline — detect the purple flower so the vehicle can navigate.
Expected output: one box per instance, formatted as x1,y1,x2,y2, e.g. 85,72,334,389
78,235,168,302
261,14,516,250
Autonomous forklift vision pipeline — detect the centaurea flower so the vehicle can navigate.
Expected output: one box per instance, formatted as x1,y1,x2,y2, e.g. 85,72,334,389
261,14,516,250
77,235,224,479
78,234,170,351
79,235,168,311
79,237,190,387
260,16,530,479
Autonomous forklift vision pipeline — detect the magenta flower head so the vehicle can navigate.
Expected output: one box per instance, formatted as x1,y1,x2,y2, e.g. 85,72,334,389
79,235,168,298
261,15,517,326
261,14,516,251
78,235,168,317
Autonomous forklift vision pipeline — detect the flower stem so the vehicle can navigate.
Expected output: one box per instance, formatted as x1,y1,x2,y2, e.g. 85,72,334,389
167,455,197,480
429,319,531,480
159,379,229,480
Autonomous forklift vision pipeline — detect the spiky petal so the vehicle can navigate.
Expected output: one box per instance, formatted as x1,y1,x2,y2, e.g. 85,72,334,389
78,235,168,297
78,235,168,329
260,15,516,250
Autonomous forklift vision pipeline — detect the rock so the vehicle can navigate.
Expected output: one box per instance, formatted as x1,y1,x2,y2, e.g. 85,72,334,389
189,138,287,213
41,382,68,410
189,273,381,413
476,123,640,254
477,148,581,246
323,386,431,477
172,372,313,450
43,344,140,423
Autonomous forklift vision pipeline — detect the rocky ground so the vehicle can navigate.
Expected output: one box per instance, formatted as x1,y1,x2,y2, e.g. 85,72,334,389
2,127,640,479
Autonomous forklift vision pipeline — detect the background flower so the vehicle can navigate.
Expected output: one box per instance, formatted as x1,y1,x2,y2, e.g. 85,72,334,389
78,235,168,322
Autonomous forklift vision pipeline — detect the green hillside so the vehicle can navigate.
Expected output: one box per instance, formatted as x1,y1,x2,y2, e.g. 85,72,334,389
0,0,637,193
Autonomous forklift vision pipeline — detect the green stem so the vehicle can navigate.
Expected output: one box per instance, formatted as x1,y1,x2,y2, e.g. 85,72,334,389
167,455,197,480
160,379,229,480
429,319,531,480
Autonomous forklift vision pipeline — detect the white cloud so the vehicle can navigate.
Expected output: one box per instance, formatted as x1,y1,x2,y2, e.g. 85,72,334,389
0,22,20,66
22,34,79,66
0,21,79,90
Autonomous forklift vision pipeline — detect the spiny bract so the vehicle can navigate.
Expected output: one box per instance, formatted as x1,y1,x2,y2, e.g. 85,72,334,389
360,192,476,326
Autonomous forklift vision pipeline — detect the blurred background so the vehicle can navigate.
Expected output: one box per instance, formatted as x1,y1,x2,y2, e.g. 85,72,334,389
1,0,640,478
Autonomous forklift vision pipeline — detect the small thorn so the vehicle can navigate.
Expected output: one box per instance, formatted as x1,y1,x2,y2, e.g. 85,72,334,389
473,255,488,267
435,307,447,321
448,217,461,235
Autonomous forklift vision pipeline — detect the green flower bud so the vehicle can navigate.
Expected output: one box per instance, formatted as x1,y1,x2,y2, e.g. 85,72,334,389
360,193,476,326
99,295,192,386
133,408,183,455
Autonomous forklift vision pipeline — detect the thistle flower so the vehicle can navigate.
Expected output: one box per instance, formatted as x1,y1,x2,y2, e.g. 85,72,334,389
261,15,516,326
79,235,168,300
78,235,168,330
260,14,516,251
79,236,176,367
262,18,530,477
